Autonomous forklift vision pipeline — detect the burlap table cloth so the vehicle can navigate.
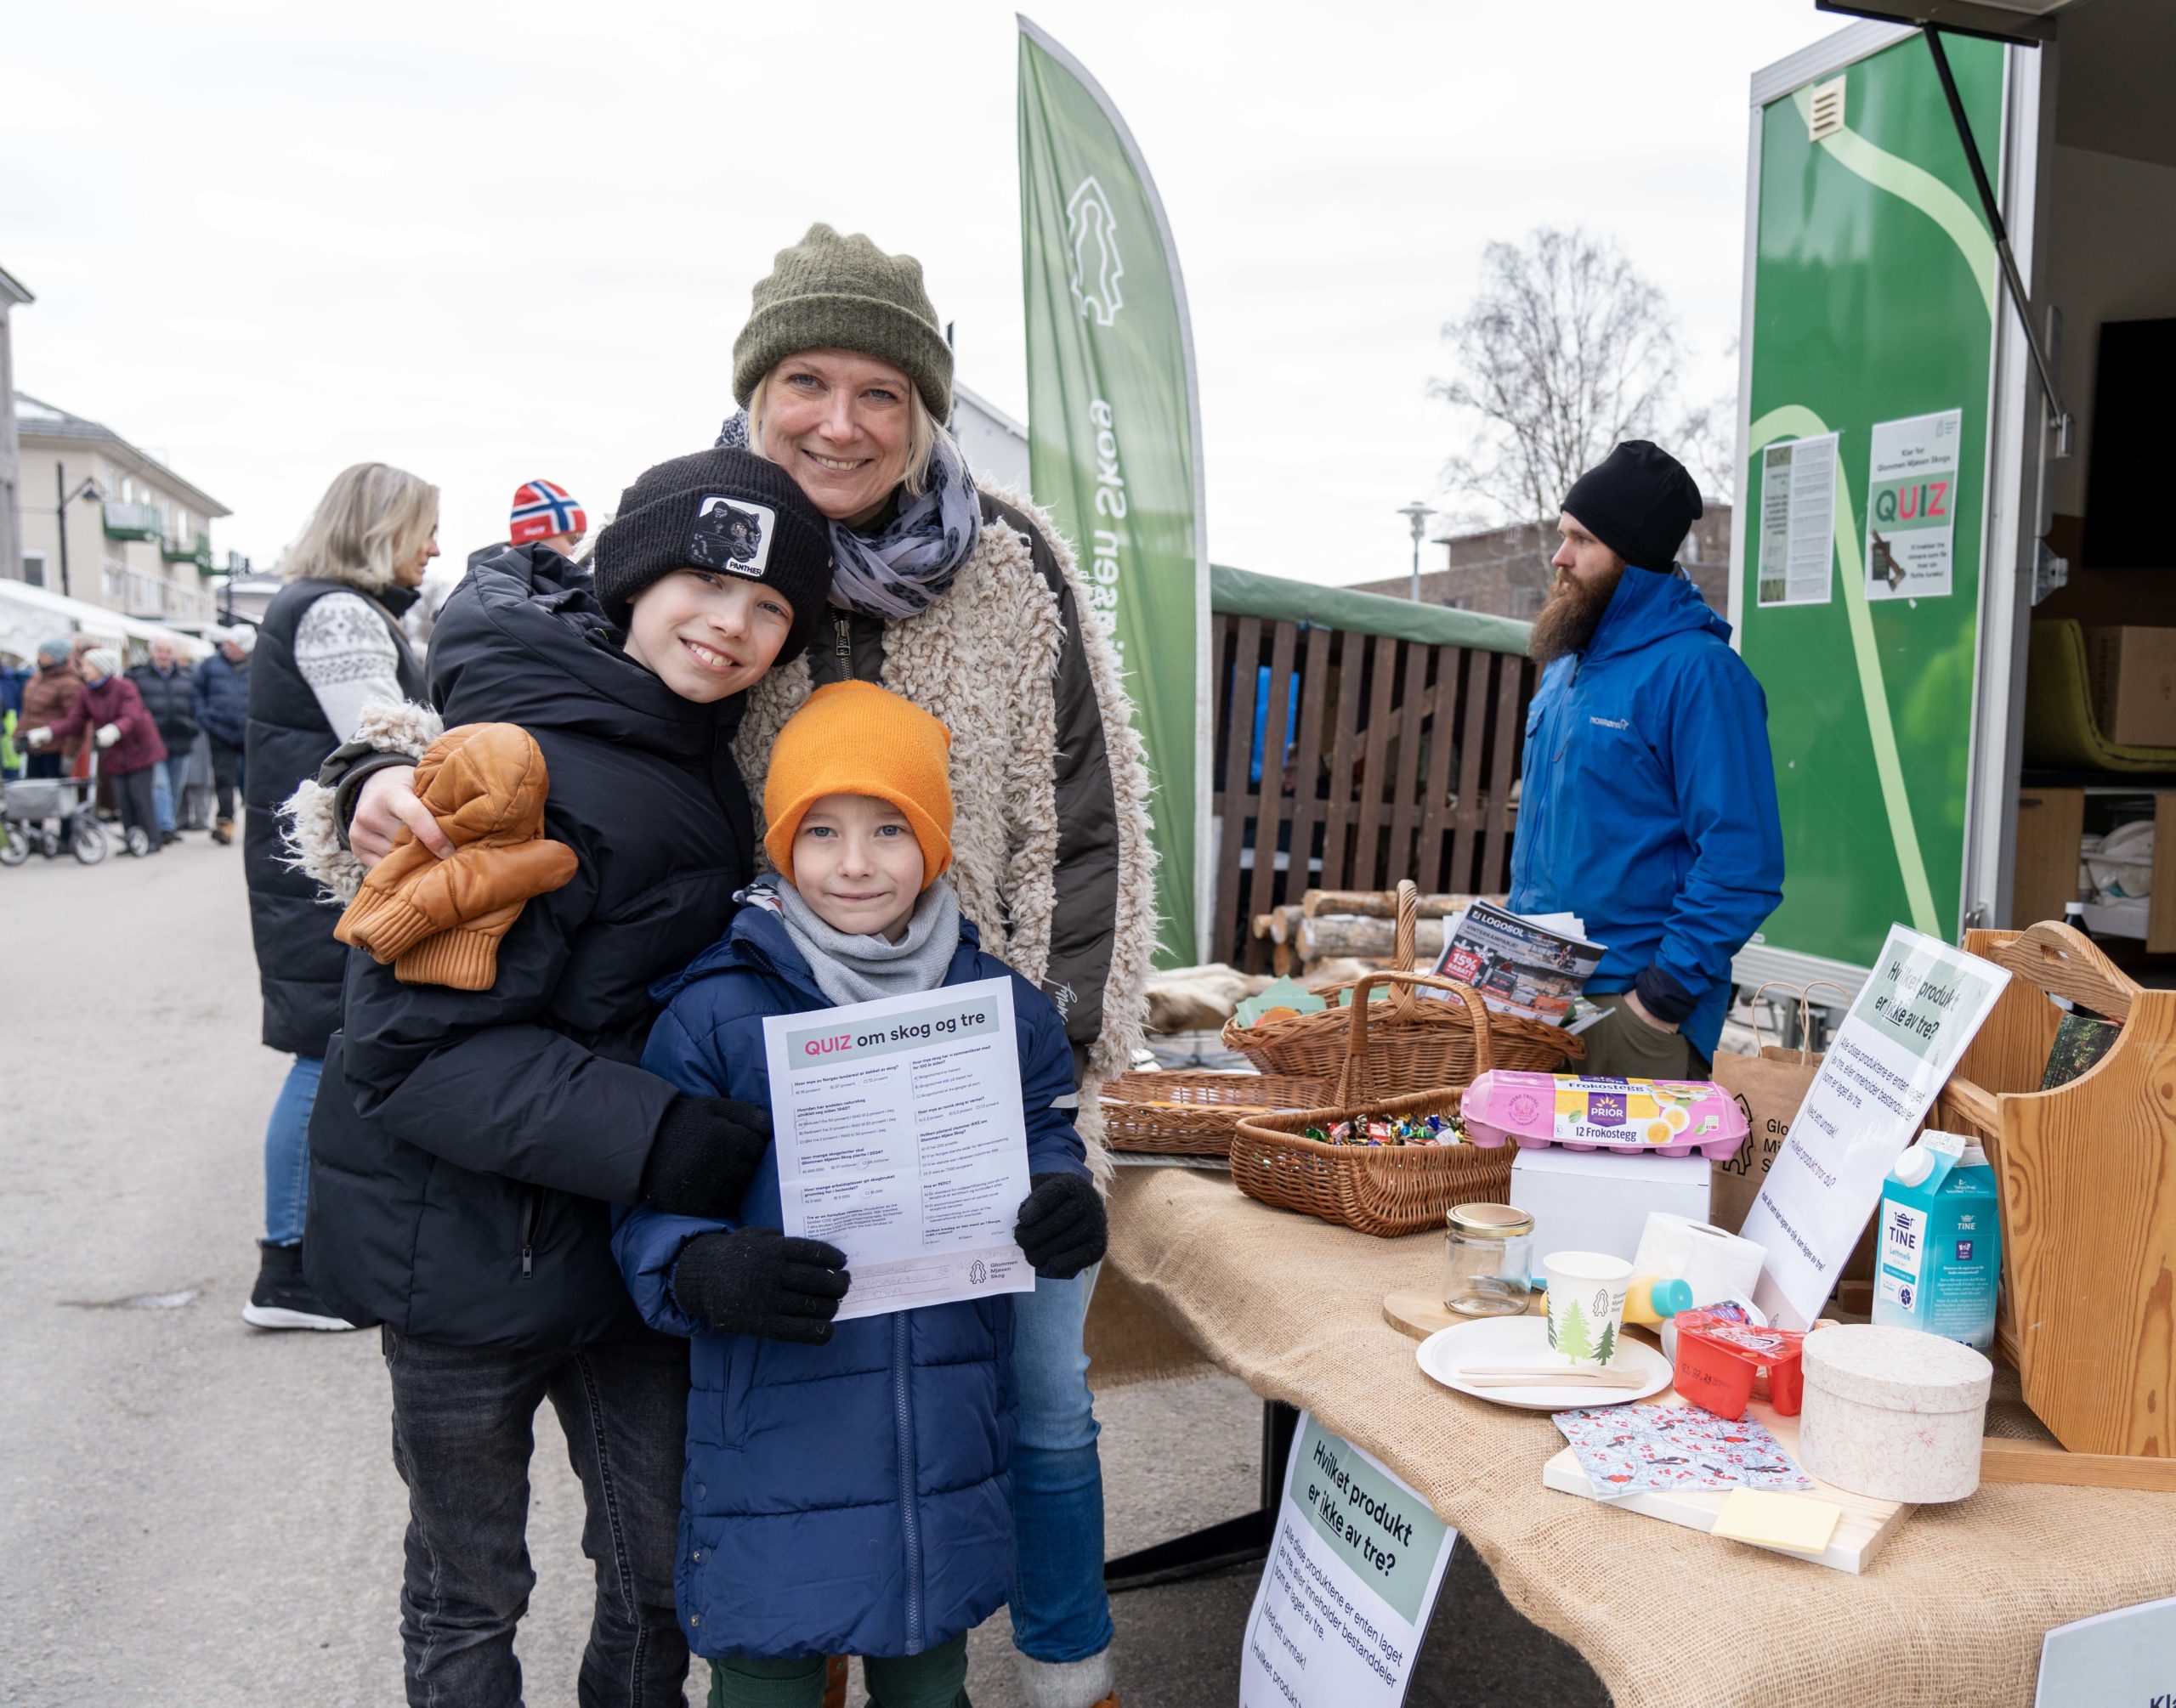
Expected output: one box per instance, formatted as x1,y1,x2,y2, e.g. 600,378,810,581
1103,1167,2176,1707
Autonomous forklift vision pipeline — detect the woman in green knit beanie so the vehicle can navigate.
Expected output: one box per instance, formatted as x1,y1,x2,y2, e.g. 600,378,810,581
719,222,1148,1708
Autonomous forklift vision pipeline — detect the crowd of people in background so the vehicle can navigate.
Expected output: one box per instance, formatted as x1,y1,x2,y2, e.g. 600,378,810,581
2,625,255,849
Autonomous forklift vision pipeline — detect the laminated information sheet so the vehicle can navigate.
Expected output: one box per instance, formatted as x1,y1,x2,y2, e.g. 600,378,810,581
1239,1413,1454,1708
1863,408,1963,601
762,976,1034,1322
1739,925,2007,1328
1756,432,1839,608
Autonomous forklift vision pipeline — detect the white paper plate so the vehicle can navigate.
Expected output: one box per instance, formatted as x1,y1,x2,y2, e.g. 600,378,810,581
1415,1315,1672,1411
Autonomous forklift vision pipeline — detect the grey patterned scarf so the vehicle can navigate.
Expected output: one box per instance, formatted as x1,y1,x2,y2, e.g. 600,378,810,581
716,411,981,620
746,877,963,1009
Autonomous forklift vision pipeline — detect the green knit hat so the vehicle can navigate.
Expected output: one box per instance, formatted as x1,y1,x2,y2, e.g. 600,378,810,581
732,223,953,421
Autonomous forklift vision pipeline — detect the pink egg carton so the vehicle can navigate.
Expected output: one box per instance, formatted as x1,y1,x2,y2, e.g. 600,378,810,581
1460,1070,1746,1160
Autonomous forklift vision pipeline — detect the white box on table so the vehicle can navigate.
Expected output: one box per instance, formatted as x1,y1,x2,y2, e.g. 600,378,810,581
1509,1148,1712,1265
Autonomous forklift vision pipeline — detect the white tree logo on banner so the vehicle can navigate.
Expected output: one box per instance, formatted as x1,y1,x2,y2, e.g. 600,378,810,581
1065,176,1125,326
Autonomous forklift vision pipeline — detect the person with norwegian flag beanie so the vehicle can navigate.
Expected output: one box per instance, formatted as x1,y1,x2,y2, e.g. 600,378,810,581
508,478,587,554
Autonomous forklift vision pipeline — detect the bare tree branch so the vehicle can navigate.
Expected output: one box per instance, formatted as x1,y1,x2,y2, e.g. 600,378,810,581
1429,227,1705,527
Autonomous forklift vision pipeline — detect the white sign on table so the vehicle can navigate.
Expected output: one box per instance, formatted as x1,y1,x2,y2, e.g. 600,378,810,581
1739,925,2009,1328
762,976,1034,1321
2034,1593,2176,1706
1238,1411,1455,1708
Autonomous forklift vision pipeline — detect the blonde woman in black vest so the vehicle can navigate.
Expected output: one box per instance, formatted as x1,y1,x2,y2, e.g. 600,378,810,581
243,461,436,1332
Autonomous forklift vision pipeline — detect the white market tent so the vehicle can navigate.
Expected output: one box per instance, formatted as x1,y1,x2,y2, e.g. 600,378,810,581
0,579,213,665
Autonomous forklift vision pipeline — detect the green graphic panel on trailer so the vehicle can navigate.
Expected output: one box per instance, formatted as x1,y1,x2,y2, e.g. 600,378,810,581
1741,32,2003,970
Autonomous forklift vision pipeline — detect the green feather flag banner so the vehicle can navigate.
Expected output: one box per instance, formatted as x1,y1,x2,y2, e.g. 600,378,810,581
1017,15,1210,965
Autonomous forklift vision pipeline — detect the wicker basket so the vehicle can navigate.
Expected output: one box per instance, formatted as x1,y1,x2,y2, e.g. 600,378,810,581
1229,972,1516,1237
1099,1071,1331,1158
1220,881,1583,1097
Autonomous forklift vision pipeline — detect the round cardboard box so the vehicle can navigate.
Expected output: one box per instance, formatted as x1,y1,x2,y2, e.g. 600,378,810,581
1799,1324,1992,1503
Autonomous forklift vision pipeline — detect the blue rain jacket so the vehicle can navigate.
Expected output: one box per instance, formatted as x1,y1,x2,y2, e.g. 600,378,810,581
614,904,1086,1662
1509,568,1783,1060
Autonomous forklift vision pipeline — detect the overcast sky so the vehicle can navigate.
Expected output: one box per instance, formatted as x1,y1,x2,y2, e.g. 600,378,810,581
5,0,1835,589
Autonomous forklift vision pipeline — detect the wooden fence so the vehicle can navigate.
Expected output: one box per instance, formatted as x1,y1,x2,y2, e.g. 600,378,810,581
1208,612,1535,970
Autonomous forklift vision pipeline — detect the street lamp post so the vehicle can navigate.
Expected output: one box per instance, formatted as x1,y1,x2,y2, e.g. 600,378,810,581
1397,501,1434,602
53,463,105,600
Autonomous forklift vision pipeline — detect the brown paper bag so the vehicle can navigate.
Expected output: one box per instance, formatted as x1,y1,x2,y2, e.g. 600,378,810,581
1711,1045,1817,1234
1711,982,1878,1285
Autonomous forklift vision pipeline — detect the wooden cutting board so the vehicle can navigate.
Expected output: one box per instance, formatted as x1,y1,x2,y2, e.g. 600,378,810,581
1540,1392,1912,1575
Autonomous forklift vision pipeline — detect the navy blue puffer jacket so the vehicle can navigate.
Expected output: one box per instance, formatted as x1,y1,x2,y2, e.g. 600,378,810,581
191,648,250,749
614,904,1086,1662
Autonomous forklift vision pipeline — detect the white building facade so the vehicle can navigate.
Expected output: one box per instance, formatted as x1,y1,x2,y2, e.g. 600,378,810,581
0,269,30,605
11,393,230,625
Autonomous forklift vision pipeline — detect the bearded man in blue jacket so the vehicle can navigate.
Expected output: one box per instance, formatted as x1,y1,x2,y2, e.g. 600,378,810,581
1510,440,1784,1077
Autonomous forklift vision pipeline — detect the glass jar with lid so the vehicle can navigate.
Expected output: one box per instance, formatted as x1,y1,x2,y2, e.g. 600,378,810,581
1443,1202,1535,1317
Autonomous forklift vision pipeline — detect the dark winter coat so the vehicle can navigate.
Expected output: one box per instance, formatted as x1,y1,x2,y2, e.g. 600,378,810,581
19,661,87,760
246,579,425,1056
305,545,756,1350
192,649,250,749
37,672,167,775
128,660,199,749
614,906,1086,1662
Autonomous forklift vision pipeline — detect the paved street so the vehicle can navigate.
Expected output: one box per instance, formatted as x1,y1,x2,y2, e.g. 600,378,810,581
3,830,1593,1707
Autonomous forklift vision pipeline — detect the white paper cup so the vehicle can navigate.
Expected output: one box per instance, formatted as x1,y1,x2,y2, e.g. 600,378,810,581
1542,1251,1633,1368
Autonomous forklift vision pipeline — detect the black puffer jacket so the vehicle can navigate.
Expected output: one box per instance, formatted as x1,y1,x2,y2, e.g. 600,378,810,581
128,661,199,748
304,546,755,1349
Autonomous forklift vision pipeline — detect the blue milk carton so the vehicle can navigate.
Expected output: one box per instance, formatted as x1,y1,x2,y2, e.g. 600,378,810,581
1872,1131,2001,1350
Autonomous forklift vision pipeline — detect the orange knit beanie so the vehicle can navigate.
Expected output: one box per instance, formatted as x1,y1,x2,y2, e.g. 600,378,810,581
762,682,954,888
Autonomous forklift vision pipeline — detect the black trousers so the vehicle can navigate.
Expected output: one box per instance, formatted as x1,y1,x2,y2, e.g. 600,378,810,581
208,736,241,821
111,764,158,849
380,1326,693,1708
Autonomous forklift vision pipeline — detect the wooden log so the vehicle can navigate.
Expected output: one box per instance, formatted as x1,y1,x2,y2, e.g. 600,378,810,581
1295,913,1448,962
1250,904,1304,946
1300,889,1490,919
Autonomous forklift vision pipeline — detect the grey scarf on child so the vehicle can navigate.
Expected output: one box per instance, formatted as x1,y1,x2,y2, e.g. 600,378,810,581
764,877,962,1009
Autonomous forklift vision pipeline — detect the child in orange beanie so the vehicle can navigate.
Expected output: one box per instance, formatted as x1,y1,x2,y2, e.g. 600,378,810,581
615,682,1105,1707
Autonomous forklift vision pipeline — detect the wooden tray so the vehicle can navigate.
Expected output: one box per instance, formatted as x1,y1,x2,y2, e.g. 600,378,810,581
1540,1388,1912,1575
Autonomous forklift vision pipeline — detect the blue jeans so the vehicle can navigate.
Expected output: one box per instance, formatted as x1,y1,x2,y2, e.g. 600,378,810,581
1009,1264,1114,1665
264,1055,321,1246
149,753,187,833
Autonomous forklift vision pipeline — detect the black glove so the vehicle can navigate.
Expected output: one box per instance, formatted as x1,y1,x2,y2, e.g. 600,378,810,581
1012,1172,1107,1280
639,1095,773,1219
671,1227,851,1343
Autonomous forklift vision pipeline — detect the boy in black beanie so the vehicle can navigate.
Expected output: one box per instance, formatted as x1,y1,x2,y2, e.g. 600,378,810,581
304,448,842,1707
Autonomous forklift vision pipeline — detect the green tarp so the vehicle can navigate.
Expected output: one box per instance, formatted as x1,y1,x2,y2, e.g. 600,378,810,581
1210,563,1531,656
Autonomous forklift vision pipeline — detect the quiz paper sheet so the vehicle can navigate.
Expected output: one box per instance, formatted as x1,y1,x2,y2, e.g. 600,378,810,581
762,976,1034,1322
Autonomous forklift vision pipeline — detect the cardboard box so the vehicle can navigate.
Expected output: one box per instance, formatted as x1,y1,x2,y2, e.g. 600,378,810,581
1509,1148,1712,1266
2083,626,2176,746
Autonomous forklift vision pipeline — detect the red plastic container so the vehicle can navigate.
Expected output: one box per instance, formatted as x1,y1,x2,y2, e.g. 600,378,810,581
1672,1310,1805,1419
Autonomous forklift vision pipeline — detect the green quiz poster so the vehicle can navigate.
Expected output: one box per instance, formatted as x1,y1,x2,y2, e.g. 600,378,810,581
1739,33,2005,969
